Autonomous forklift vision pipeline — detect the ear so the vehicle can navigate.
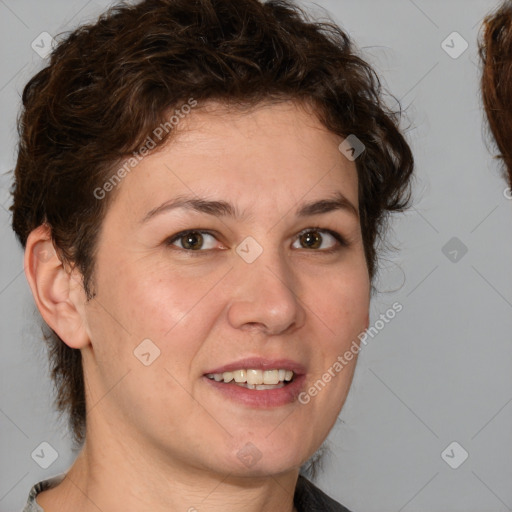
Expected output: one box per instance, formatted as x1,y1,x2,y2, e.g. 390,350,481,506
24,224,90,349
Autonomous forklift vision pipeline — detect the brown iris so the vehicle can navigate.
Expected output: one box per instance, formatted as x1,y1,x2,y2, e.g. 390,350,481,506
299,230,322,249
181,231,204,250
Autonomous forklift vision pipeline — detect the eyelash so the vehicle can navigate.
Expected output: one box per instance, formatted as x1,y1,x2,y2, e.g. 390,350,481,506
164,226,349,256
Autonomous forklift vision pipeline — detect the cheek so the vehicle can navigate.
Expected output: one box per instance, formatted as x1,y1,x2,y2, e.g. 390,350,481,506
85,260,225,411
97,255,225,340
307,262,370,337
84,260,221,386
302,259,370,404
297,267,369,448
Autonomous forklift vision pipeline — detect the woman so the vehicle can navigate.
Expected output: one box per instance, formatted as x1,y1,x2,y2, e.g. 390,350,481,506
10,0,414,510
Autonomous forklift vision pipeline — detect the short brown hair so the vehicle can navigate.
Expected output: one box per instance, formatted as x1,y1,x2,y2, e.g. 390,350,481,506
10,0,414,447
480,0,512,186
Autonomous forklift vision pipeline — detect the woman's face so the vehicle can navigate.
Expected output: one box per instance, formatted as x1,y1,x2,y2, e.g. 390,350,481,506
79,101,370,476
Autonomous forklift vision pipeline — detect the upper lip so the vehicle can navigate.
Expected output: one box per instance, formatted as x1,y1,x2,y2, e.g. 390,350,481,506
204,357,306,376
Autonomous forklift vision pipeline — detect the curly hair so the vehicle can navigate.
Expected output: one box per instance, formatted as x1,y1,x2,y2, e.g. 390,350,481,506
480,0,512,186
10,0,414,448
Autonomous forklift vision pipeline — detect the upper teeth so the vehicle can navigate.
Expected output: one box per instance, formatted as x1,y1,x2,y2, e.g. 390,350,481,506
206,369,294,385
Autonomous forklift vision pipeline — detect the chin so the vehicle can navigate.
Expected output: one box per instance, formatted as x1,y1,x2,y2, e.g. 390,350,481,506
219,436,313,477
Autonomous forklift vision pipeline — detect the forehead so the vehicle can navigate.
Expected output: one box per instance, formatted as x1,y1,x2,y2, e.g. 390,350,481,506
106,100,359,222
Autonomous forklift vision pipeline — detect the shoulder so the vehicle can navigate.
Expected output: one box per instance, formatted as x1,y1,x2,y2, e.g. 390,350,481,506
294,474,354,512
21,474,66,512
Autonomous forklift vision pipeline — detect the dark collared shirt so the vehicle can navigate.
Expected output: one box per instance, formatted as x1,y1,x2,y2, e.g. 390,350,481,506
294,474,353,512
22,473,353,511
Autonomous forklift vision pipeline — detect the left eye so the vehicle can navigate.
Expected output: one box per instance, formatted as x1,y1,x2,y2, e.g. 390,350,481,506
166,230,220,251
292,228,345,251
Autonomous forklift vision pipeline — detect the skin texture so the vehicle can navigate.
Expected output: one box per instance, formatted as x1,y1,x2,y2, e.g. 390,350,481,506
25,101,370,512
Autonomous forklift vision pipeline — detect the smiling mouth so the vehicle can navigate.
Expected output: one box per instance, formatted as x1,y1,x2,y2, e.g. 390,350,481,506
205,368,294,390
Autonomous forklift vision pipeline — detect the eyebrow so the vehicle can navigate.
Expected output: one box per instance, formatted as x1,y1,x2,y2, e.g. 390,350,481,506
141,191,358,224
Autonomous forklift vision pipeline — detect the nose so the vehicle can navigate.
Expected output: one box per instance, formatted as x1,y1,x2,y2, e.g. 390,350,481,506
226,249,306,336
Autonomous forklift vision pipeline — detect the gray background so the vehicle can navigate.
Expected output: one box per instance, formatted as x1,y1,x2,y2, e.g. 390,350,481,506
1,1,511,511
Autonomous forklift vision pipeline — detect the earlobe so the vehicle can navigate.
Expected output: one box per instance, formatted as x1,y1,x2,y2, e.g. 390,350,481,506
24,224,90,349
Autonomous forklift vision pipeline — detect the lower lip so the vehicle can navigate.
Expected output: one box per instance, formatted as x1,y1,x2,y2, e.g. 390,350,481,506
203,375,306,407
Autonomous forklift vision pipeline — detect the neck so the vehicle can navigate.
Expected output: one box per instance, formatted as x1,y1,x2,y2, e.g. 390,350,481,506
38,430,300,512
